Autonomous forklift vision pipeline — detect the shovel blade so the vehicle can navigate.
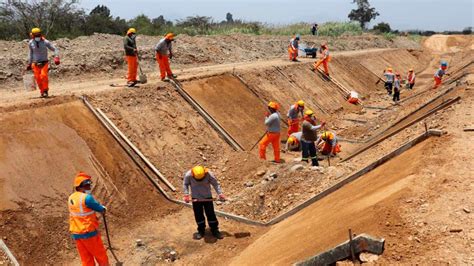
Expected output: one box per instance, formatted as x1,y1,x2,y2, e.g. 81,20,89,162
139,74,147,84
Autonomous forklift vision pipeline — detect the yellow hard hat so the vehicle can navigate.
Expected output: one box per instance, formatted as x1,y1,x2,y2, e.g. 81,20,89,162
409,68,414,72
127,28,136,34
297,100,305,107
386,67,393,72
191,165,207,180
321,131,333,140
304,109,314,116
287,136,296,144
31,27,41,34
165,33,175,40
268,101,279,110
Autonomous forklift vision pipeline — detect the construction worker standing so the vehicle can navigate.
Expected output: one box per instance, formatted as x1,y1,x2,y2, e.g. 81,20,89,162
288,35,300,62
124,28,138,87
393,73,401,103
68,172,109,266
26,27,59,98
383,67,395,95
301,110,325,166
259,102,281,163
406,68,416,90
183,165,226,240
313,43,330,76
155,33,177,82
287,100,305,136
316,131,341,156
433,62,449,89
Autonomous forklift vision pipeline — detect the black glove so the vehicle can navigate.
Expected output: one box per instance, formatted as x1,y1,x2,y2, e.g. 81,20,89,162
169,53,173,60
26,64,32,71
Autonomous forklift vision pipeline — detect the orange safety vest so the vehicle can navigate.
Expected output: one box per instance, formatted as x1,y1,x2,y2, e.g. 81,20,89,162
68,192,99,234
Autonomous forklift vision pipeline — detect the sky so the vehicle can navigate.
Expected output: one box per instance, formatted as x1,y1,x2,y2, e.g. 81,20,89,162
80,0,473,31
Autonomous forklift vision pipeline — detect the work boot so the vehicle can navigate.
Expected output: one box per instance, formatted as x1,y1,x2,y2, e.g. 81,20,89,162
212,229,223,239
162,77,170,82
127,81,137,87
194,231,205,240
169,74,177,79
41,90,48,98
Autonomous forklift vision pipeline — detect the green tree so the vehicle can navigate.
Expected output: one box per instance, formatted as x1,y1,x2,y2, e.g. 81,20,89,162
226,12,233,23
348,0,379,29
373,22,391,33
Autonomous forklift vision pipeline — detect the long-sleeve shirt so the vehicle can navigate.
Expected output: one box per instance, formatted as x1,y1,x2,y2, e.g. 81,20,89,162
301,120,321,142
71,194,105,240
28,38,58,64
289,38,298,50
287,105,303,120
123,35,137,56
183,170,223,199
434,68,446,78
321,48,330,60
407,72,416,84
155,38,172,55
384,72,395,83
317,132,338,147
265,112,280,133
394,78,401,89
286,131,302,151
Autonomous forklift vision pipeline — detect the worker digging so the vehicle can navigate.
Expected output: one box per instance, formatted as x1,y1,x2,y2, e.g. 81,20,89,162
155,33,177,82
316,130,342,157
287,100,305,136
26,27,60,98
433,61,449,89
183,165,226,240
288,34,300,62
68,172,109,266
123,28,138,87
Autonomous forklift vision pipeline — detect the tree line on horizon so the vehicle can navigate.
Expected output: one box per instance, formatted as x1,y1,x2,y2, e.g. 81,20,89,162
0,0,471,41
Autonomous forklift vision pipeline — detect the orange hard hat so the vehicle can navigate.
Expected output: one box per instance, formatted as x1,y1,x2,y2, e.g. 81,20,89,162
165,33,175,40
74,172,92,188
268,101,279,110
386,67,393,72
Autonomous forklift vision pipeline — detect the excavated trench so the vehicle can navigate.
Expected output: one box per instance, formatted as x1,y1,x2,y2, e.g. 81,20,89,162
1,36,472,264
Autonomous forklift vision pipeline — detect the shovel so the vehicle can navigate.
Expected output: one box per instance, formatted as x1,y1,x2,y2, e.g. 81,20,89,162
137,52,147,84
102,213,123,266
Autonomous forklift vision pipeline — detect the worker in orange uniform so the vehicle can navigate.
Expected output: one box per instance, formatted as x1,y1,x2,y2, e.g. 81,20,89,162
316,131,341,157
68,172,109,266
433,61,449,89
123,28,138,87
288,34,300,62
406,68,416,90
313,43,331,76
259,101,281,163
287,100,305,136
26,27,59,98
155,33,177,82
183,165,226,240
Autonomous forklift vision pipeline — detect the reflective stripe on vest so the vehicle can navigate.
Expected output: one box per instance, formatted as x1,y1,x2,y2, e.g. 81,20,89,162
68,192,99,234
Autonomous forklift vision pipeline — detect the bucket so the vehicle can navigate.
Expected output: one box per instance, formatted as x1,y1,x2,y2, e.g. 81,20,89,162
23,72,36,91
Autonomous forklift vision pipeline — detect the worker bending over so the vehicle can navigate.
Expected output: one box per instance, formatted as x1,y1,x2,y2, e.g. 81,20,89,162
287,100,305,136
183,165,226,240
313,43,331,76
317,131,341,157
259,102,281,163
406,68,416,90
27,27,60,98
68,172,109,266
286,131,302,152
301,110,325,166
433,61,449,89
124,28,138,87
155,33,177,82
288,35,300,61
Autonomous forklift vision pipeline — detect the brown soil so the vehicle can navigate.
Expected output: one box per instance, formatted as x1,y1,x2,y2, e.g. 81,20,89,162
0,34,472,265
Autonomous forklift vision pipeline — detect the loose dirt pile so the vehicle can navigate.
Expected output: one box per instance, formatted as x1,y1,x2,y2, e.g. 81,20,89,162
0,33,420,87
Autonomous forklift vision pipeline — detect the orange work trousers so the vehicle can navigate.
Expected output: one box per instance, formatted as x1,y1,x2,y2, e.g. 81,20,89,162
126,55,138,83
156,53,173,79
321,142,341,155
259,132,281,162
288,47,297,61
75,234,110,266
32,62,49,94
287,119,300,136
314,58,329,75
433,76,442,88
